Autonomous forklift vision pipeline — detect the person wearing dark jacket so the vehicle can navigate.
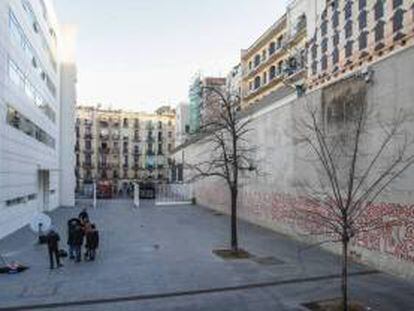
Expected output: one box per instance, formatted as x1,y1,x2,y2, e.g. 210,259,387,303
72,225,84,262
67,218,80,260
85,224,99,261
47,228,62,269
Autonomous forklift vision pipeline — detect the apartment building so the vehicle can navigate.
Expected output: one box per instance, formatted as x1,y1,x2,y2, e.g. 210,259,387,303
240,0,311,109
175,102,190,147
75,106,175,195
188,75,227,133
308,0,414,89
0,0,76,238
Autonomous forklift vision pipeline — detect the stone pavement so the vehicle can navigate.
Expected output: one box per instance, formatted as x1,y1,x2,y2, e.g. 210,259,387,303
0,200,413,311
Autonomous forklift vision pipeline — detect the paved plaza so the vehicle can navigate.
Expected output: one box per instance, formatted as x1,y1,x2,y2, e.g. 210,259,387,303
0,200,413,311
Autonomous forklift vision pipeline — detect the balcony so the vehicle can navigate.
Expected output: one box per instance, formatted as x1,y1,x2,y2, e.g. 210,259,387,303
84,133,93,140
99,147,111,154
146,150,155,156
112,134,120,140
100,134,110,141
82,162,95,169
98,163,112,169
133,136,140,142
147,136,155,143
132,164,141,170
84,149,94,154
112,148,120,154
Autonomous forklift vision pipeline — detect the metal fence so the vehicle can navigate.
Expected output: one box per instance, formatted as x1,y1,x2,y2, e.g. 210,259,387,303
155,183,194,206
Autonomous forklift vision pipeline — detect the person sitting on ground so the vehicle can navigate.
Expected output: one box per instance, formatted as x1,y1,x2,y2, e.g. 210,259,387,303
46,227,63,269
72,225,84,262
85,224,99,261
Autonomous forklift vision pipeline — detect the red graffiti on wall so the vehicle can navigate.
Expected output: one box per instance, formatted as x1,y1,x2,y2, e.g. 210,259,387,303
196,184,414,263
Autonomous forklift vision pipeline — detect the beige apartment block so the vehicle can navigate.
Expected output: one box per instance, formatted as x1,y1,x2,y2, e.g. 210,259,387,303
241,1,308,109
75,106,175,195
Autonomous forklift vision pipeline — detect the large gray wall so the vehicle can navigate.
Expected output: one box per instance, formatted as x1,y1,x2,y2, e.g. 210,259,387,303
174,47,414,279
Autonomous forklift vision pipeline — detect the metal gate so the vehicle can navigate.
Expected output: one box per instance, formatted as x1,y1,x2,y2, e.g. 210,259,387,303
155,184,193,206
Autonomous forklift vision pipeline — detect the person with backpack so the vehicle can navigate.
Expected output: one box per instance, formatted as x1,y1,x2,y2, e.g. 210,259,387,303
85,224,99,261
46,227,63,269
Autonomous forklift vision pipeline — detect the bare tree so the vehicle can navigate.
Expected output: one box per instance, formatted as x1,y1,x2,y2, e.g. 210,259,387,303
188,86,257,252
294,80,414,310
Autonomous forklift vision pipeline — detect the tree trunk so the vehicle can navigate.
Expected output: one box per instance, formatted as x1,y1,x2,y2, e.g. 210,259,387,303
341,239,349,311
230,187,238,252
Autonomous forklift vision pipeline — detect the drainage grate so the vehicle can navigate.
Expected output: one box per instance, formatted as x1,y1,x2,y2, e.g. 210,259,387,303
251,256,284,266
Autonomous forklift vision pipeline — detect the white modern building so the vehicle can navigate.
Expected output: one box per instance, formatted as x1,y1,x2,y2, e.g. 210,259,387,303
0,0,76,239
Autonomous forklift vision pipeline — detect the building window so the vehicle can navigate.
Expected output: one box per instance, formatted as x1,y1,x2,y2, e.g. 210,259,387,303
359,10,367,30
332,47,339,65
393,0,403,9
311,61,318,75
345,20,353,39
269,66,276,80
254,54,261,67
359,0,366,10
374,0,384,20
278,60,284,75
248,61,252,70
321,20,328,36
392,9,405,33
321,38,328,53
311,43,318,60
321,55,328,71
262,50,267,61
277,35,283,48
6,106,55,148
333,32,340,46
249,81,253,91
344,1,353,20
345,41,354,58
375,21,385,42
254,76,261,90
263,71,267,85
359,31,368,50
332,10,340,28
269,42,276,55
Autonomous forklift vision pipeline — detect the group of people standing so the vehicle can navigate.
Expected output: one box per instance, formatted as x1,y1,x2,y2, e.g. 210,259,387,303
46,208,99,269
67,209,99,262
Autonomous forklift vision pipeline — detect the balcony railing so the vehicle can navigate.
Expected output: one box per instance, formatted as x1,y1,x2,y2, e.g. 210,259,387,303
98,163,112,169
82,162,95,169
112,134,120,140
99,147,110,154
84,133,93,139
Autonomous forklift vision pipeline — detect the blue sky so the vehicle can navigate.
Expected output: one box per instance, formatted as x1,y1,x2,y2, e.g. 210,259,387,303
55,0,288,112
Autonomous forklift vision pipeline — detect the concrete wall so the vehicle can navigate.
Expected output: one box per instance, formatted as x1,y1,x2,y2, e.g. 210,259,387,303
174,46,414,279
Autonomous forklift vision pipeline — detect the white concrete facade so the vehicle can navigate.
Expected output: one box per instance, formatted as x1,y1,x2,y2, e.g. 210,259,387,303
0,0,75,239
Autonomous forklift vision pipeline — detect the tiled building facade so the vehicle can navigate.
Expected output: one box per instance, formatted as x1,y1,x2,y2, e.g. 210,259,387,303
309,0,414,88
